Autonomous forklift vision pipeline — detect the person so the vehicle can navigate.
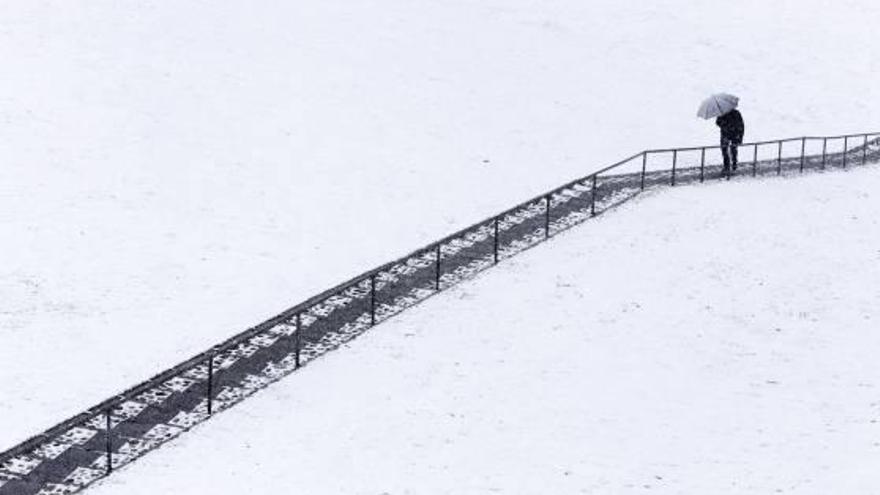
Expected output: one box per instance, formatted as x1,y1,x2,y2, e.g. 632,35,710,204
716,108,744,173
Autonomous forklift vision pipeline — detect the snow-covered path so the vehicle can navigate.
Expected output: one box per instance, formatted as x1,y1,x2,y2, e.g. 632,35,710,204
78,164,880,495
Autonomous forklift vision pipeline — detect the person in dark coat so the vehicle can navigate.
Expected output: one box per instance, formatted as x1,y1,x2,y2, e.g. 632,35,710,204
716,109,745,172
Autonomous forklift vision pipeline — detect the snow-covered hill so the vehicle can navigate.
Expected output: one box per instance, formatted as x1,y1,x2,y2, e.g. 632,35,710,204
90,166,880,494
2,0,878,449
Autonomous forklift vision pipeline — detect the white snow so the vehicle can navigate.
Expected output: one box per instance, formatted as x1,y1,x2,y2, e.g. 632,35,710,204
2,0,879,449
88,166,880,494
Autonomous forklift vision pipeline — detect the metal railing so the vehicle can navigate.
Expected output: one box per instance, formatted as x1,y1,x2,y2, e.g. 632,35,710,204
1,130,878,495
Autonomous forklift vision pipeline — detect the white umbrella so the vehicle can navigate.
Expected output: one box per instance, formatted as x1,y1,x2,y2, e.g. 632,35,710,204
697,93,739,119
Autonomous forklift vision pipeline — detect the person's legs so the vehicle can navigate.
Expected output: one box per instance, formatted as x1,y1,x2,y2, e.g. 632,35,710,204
721,137,732,171
731,141,739,171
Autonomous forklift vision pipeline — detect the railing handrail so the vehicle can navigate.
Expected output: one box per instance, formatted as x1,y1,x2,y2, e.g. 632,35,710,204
3,129,878,465
643,133,880,155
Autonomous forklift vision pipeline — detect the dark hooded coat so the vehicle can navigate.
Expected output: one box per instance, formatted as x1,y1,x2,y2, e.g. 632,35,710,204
716,109,744,142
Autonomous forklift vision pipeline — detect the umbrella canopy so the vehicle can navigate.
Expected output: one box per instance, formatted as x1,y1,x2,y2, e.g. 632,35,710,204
697,93,739,119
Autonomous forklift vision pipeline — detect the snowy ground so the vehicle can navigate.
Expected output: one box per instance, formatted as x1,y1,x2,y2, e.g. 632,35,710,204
85,166,880,494
2,0,879,449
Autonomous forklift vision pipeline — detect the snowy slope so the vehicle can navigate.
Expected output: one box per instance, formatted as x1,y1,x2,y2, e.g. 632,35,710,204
2,0,879,448
88,166,880,494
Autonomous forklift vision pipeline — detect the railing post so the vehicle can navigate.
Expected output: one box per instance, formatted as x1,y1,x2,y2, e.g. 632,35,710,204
640,152,647,190
434,244,441,290
207,350,214,415
370,274,376,327
671,150,678,186
821,138,827,169
800,137,806,172
843,136,848,168
699,147,705,183
752,143,758,177
590,175,597,216
776,140,782,175
493,216,499,264
105,410,113,474
294,312,301,369
544,194,551,238
863,134,869,165
492,217,498,265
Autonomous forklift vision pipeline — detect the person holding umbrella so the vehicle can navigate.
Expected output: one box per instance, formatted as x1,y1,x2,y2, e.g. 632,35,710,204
698,93,745,174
